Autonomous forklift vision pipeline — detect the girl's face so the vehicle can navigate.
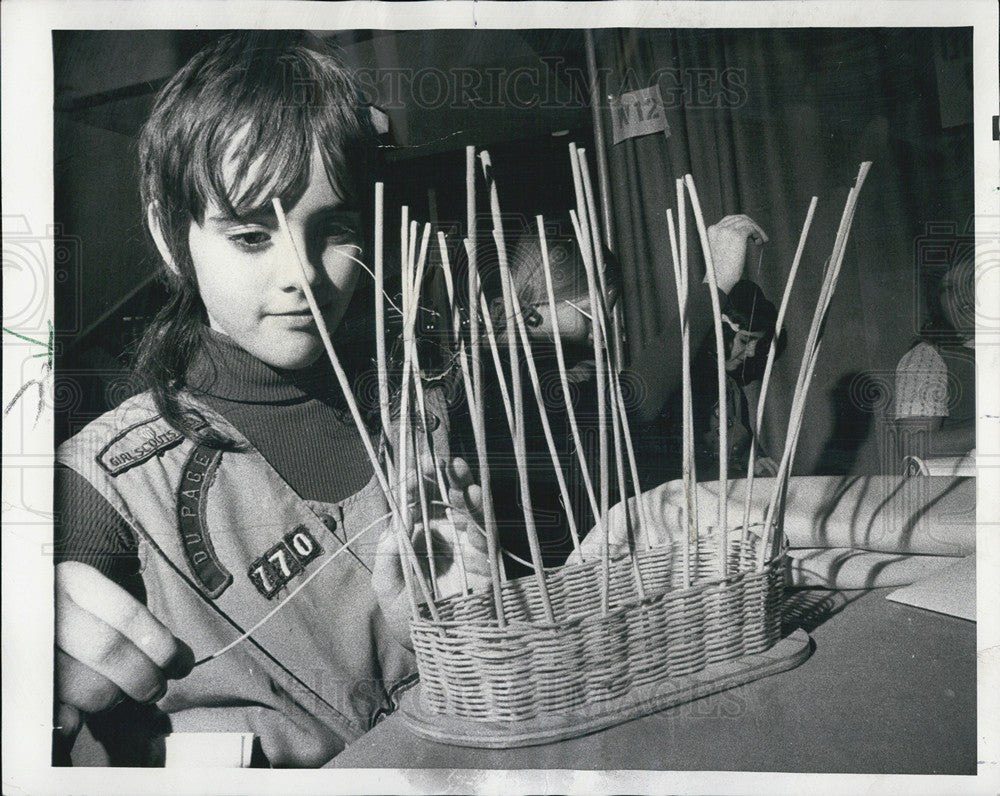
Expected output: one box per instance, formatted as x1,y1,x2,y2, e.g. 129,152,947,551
187,147,362,370
725,327,765,371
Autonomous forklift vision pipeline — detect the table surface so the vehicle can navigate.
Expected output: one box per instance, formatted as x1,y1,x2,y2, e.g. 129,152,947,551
331,588,976,774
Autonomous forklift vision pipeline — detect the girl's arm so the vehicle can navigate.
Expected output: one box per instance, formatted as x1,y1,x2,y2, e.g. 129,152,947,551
573,474,974,568
895,417,976,459
55,465,144,595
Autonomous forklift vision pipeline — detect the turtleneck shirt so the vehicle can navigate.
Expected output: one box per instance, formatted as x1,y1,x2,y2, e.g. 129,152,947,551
55,328,374,592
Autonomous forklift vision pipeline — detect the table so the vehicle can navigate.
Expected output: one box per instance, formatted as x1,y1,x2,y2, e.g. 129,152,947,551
331,588,975,774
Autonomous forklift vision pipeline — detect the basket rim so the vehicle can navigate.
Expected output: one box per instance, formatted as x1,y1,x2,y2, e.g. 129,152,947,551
412,536,786,632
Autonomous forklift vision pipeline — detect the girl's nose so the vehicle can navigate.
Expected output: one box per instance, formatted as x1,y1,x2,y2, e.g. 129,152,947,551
276,225,321,290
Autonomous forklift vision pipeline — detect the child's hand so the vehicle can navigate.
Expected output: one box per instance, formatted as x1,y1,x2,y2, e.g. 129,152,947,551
372,456,489,648
54,562,194,748
423,456,491,597
706,214,768,293
753,455,779,477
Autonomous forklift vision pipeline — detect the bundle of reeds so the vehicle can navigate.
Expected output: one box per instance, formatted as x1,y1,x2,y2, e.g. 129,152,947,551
270,147,871,742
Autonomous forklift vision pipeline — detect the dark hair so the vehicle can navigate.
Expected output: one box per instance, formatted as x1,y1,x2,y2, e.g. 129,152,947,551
721,279,778,384
133,31,377,446
724,280,777,335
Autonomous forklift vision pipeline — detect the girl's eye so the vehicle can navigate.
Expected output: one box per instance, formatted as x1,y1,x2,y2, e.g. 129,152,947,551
322,218,360,244
229,230,271,250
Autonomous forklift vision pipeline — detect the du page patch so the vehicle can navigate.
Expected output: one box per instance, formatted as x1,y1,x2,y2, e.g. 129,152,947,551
177,445,233,598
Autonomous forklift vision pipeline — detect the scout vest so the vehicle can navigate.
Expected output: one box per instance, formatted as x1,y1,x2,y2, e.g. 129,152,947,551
57,391,418,767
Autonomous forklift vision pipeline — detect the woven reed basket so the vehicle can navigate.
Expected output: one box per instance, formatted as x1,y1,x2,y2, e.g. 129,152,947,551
409,529,785,723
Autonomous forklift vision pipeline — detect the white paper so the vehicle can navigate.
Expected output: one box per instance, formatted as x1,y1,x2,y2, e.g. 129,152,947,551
887,553,976,621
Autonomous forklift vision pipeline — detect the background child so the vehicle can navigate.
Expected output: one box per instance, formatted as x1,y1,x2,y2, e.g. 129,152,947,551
893,255,976,466
452,214,765,573
692,279,781,479
54,31,480,768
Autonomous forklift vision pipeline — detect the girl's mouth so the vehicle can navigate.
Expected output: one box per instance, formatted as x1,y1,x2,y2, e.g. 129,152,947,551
273,299,332,319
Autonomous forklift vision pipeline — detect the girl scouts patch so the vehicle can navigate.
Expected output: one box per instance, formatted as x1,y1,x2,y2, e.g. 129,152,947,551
97,415,184,476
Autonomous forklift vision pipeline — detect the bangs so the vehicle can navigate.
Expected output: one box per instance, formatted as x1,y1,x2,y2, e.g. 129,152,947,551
193,53,369,219
205,117,313,219
142,34,374,235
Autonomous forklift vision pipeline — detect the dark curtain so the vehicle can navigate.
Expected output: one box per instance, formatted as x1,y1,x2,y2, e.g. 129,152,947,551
595,28,973,475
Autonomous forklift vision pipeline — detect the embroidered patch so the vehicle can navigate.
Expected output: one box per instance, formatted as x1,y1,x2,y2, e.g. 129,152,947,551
247,526,323,599
97,416,184,476
177,445,232,598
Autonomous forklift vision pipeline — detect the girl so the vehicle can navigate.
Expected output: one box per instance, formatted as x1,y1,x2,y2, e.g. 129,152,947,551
691,279,781,479
54,32,479,768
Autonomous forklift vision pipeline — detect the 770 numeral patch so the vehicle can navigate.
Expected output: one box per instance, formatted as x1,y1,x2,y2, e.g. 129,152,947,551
247,527,323,599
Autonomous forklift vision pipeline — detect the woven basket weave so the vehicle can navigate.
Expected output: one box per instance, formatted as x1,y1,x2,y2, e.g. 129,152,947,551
410,530,785,723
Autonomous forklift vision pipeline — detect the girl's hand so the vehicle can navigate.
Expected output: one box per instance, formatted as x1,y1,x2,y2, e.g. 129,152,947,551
706,214,768,293
54,562,194,751
413,456,490,598
754,456,779,477
372,456,489,648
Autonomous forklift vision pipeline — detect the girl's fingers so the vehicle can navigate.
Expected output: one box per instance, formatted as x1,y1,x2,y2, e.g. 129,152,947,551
52,700,85,765
55,648,126,715
408,454,449,504
409,455,473,495
403,460,424,503
736,216,768,244
371,527,406,607
55,592,169,705
408,455,480,518
445,457,480,520
370,526,416,649
56,562,193,677
462,483,483,518
445,481,482,519
713,214,769,244
446,456,474,491
54,700,85,743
